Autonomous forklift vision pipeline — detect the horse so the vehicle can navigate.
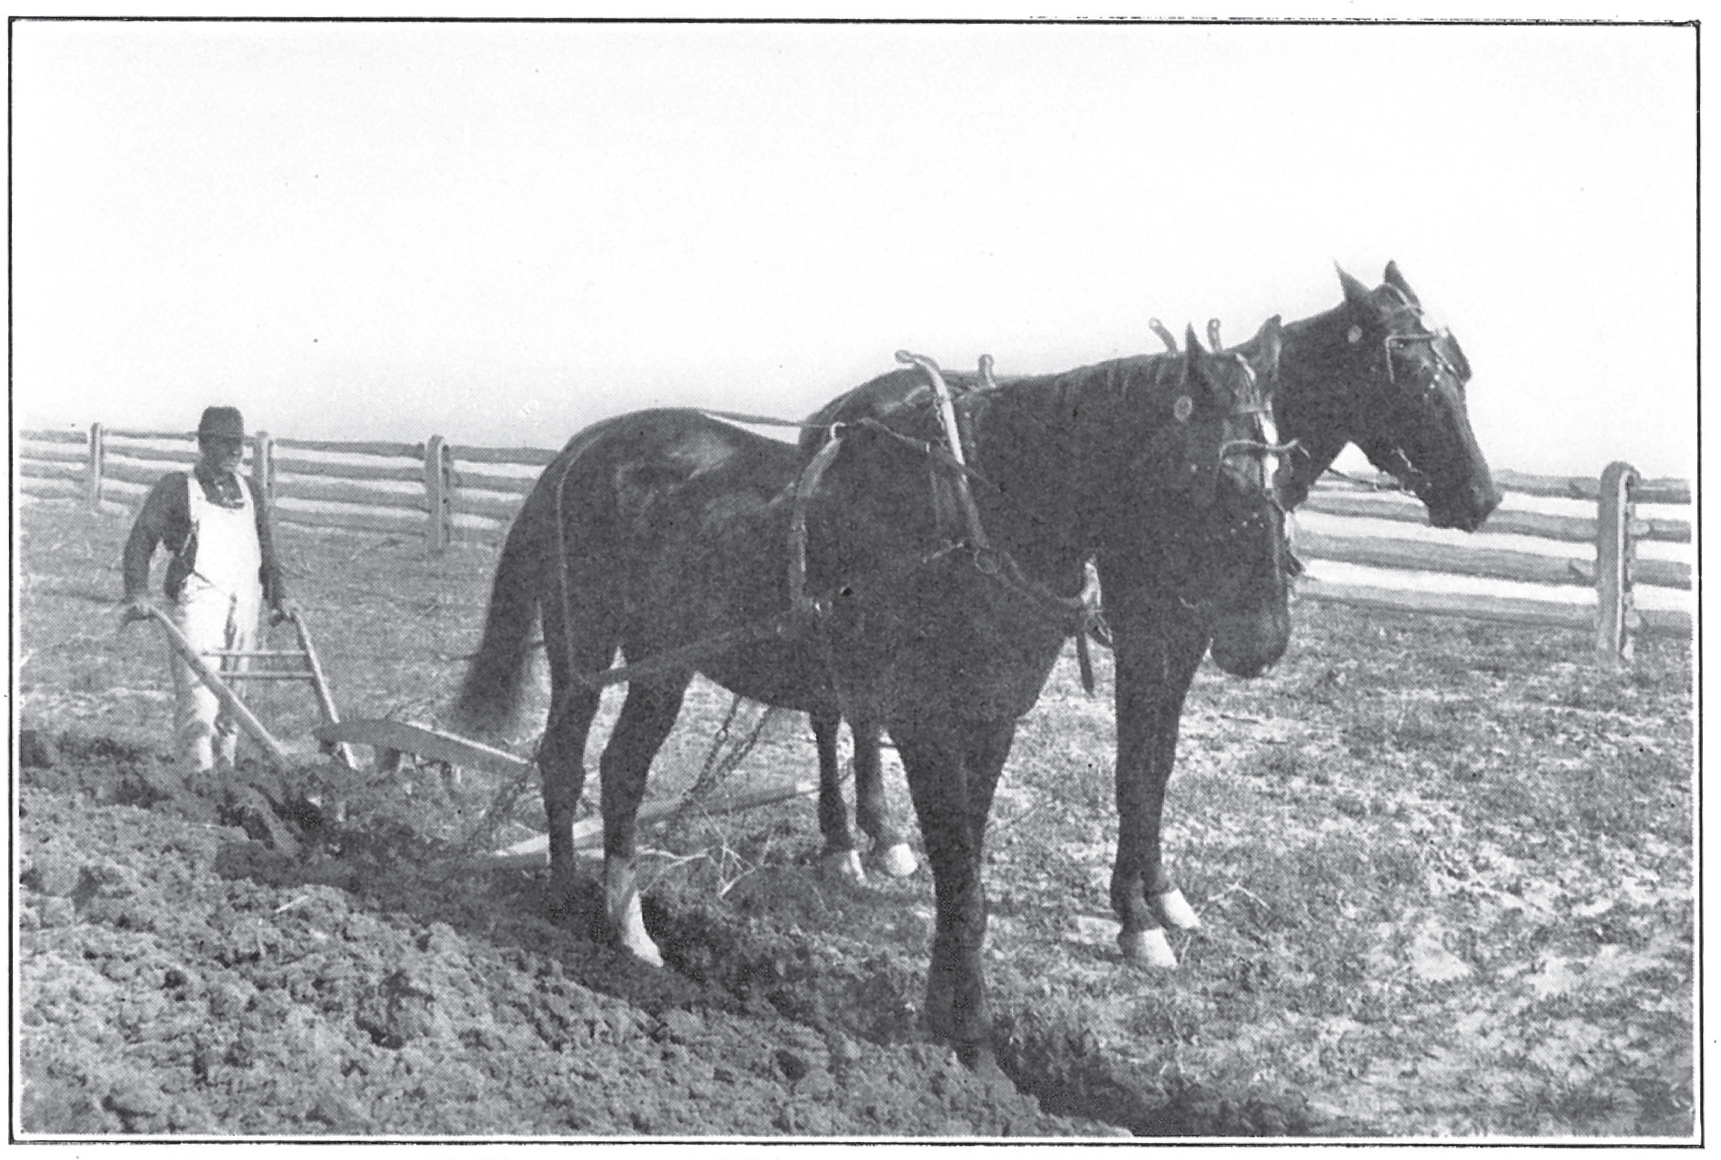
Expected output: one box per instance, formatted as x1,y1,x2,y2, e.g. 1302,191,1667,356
803,262,1502,968
1107,262,1501,966
451,323,1293,1067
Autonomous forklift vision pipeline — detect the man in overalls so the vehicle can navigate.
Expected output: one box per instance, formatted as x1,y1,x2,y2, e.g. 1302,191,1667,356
121,406,288,776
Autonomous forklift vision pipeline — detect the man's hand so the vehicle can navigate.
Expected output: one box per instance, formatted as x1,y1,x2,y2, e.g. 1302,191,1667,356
269,601,297,626
119,598,155,627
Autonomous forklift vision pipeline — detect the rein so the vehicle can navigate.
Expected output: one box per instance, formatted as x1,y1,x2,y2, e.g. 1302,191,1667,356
695,407,840,432
560,339,1304,700
1319,460,1411,492
531,341,1301,756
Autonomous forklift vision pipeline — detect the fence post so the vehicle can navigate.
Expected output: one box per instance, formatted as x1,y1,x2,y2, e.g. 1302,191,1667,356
86,422,105,511
424,435,452,554
1594,461,1639,668
251,430,274,507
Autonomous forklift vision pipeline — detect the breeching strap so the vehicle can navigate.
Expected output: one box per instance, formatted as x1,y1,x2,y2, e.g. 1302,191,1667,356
697,408,835,431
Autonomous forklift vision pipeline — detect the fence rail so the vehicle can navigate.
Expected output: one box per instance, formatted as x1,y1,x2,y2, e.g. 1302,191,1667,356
18,422,1693,665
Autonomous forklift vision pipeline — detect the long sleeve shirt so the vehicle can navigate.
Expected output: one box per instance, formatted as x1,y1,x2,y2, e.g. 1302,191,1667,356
122,464,286,607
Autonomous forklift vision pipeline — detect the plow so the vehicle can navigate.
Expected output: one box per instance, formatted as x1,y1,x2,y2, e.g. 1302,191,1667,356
138,604,815,862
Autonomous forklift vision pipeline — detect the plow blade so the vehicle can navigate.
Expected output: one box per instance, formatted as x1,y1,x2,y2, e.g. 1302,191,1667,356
312,718,533,779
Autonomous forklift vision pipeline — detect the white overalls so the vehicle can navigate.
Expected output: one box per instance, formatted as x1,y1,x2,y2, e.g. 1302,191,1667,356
171,473,263,774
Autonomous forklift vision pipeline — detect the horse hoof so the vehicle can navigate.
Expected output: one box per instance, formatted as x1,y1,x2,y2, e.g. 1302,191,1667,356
1156,887,1201,931
871,842,918,878
1118,927,1178,969
822,849,868,884
617,932,664,968
605,859,663,967
963,1046,1015,1093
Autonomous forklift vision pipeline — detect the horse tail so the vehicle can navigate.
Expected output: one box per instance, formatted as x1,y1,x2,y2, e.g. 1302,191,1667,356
450,493,544,737
452,424,618,737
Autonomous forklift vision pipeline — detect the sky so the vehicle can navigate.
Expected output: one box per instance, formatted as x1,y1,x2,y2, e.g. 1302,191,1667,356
9,18,1700,481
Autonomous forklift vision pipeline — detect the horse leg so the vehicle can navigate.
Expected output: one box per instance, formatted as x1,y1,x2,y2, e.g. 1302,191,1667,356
541,681,602,913
539,605,615,918
811,707,866,883
853,715,917,878
895,718,1014,1072
1110,602,1208,969
597,678,688,967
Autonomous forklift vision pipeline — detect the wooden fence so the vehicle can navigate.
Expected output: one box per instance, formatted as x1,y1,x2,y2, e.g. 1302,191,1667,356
18,423,1693,665
1292,464,1691,667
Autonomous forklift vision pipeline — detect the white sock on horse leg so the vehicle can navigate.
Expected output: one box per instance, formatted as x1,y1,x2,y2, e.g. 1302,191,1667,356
821,848,867,884
604,857,663,967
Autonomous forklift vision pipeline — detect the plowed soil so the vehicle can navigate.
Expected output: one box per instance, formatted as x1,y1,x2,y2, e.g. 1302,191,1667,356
18,733,1131,1137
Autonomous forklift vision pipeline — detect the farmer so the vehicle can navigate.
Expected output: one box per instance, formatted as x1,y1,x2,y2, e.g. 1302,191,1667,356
121,406,289,776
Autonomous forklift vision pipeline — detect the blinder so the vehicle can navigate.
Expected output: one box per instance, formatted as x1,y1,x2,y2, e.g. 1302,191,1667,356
1378,304,1471,393
1434,328,1471,382
1127,397,1231,509
1179,408,1226,510
1131,346,1287,512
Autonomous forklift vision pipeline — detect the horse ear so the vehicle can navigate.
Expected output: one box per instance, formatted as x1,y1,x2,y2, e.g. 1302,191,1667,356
1253,315,1283,380
1337,264,1374,313
1383,261,1421,307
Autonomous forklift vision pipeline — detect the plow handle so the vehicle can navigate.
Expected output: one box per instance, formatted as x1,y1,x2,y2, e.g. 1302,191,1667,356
286,609,358,767
140,605,297,771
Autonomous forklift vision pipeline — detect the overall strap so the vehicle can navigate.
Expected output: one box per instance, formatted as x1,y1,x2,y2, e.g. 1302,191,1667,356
184,471,203,531
182,471,207,561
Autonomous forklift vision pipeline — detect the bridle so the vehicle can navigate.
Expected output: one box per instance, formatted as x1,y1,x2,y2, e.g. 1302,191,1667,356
1382,329,1466,390
1148,318,1297,488
1340,299,1472,496
1217,353,1297,468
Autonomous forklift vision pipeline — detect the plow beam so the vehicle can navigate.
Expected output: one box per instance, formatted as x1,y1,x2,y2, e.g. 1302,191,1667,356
312,717,534,780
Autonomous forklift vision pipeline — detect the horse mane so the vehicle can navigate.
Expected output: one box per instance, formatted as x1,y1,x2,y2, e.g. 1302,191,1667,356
795,350,1195,493
983,351,1185,425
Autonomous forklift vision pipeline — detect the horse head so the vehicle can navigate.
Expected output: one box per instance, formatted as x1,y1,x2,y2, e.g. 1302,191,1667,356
1129,318,1293,677
1330,262,1502,530
1199,316,1294,677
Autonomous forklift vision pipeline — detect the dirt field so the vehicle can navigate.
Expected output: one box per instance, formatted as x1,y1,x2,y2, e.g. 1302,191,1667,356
14,501,1695,1138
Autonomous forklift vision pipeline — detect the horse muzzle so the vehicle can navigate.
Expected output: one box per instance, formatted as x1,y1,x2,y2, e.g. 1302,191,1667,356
1207,602,1290,678
1426,476,1503,532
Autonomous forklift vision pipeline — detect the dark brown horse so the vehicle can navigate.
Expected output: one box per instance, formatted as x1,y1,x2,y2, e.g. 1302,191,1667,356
1097,262,1500,966
806,263,1501,968
452,325,1292,1066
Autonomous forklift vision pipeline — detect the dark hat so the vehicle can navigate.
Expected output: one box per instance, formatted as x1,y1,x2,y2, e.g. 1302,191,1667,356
197,406,245,441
